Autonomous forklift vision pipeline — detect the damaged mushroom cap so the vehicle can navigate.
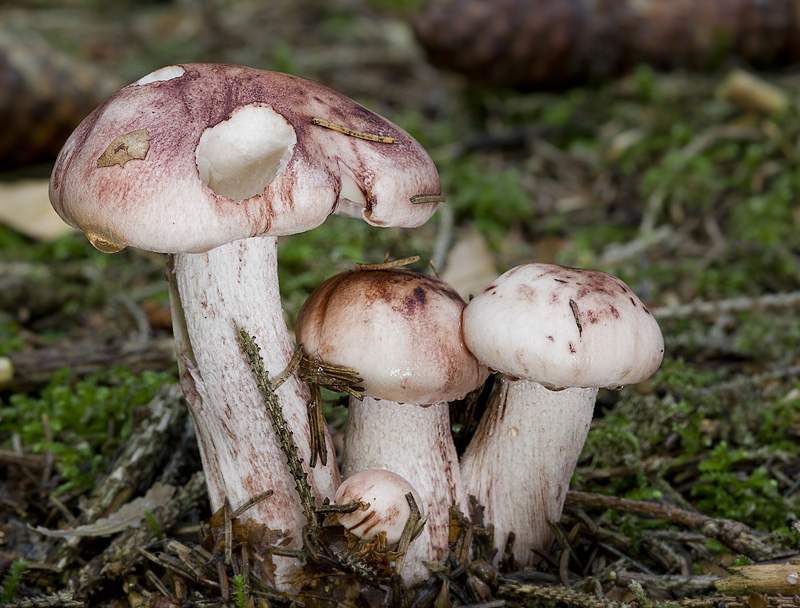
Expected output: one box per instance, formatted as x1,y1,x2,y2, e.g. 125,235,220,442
463,263,664,389
334,469,423,546
49,63,441,254
296,268,488,405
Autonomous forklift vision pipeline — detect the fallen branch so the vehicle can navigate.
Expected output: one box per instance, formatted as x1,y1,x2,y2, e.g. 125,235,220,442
565,491,781,561
0,338,176,392
612,570,720,593
651,291,800,321
714,562,800,596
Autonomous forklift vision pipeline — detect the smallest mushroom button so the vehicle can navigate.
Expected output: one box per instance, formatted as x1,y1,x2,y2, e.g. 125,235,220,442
334,469,423,546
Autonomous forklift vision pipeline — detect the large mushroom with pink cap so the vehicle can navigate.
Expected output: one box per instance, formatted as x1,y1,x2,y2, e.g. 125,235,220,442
48,63,442,580
460,263,664,566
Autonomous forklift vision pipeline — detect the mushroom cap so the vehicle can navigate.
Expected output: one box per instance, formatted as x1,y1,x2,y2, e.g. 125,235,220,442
334,469,422,546
463,263,664,389
295,268,488,405
49,63,441,254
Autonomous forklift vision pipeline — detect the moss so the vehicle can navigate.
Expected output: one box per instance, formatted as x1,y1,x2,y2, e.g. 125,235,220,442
1,368,175,494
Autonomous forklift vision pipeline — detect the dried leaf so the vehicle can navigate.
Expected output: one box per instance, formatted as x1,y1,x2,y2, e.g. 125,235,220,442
97,129,151,168
0,180,76,241
34,483,175,538
235,518,285,547
441,227,497,300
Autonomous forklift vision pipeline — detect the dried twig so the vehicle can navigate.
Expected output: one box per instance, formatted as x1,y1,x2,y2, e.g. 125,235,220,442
0,590,85,608
297,351,363,400
354,255,421,271
498,581,626,608
0,338,176,392
310,117,396,143
295,344,364,466
392,492,427,576
0,449,51,470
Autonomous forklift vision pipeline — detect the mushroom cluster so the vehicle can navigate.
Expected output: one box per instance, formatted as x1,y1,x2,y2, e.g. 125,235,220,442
295,267,488,582
50,61,666,590
48,63,443,584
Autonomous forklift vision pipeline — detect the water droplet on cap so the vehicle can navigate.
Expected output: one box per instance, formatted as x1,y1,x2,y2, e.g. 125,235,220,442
87,232,126,253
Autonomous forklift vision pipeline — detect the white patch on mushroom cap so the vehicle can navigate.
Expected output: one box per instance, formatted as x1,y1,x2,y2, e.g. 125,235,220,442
196,104,296,201
334,172,368,218
134,65,186,85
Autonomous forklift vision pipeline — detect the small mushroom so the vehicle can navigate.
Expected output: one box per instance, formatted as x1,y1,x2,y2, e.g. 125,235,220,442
460,263,664,566
295,267,488,582
48,63,443,584
334,469,423,546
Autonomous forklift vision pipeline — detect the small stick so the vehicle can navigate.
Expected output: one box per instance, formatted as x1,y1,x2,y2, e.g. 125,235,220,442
231,490,274,520
145,568,172,597
271,343,304,390
40,413,54,491
240,541,250,593
392,492,427,576
355,255,420,271
297,350,364,402
223,498,233,566
612,569,719,593
411,194,446,204
569,299,582,337
0,590,84,608
499,581,625,608
315,500,363,515
308,384,327,467
311,117,396,143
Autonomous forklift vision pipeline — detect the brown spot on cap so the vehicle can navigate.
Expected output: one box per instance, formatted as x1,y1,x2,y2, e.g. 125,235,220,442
296,268,487,404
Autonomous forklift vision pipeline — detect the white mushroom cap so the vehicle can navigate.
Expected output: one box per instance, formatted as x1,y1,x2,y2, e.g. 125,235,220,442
463,263,664,389
295,269,488,405
49,63,441,254
334,469,423,545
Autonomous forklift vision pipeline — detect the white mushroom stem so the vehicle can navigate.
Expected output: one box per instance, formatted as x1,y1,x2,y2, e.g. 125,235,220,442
342,396,468,583
460,378,597,566
166,236,340,556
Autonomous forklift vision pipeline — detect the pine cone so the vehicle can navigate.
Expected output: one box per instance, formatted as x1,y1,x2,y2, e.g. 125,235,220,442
412,0,800,88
